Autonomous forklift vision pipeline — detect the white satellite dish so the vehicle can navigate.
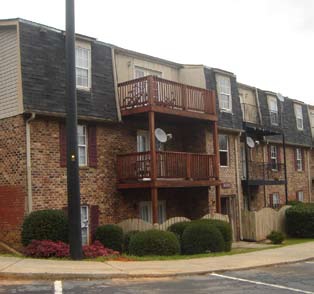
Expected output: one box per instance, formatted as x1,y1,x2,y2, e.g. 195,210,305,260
276,93,284,102
155,128,167,143
246,136,255,148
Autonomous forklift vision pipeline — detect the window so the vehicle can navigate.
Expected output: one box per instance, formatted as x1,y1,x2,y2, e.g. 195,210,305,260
139,201,166,224
269,145,278,170
268,96,279,125
270,193,280,209
296,148,303,171
296,191,304,202
81,206,89,245
78,125,87,166
75,46,91,89
294,104,303,130
219,134,229,166
216,75,232,112
134,66,162,78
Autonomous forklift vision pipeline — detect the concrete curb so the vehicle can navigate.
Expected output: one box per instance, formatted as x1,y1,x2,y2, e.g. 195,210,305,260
0,257,313,281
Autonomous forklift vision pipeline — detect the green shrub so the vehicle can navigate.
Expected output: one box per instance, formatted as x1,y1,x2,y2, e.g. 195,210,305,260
286,203,314,238
21,210,68,246
181,222,224,254
128,230,180,256
201,219,233,251
123,231,139,253
95,224,123,252
167,221,190,242
266,231,285,244
287,200,302,206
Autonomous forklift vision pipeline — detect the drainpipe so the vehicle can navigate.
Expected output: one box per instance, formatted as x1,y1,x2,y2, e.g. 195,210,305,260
26,113,36,213
307,149,312,203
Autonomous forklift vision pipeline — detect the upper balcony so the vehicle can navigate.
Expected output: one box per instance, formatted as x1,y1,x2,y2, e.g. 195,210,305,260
241,103,283,134
118,76,217,121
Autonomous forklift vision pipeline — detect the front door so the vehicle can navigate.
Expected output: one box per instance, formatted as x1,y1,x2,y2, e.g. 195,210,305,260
221,196,239,240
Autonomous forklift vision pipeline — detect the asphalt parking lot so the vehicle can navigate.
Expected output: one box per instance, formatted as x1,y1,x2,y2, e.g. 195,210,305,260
0,261,313,294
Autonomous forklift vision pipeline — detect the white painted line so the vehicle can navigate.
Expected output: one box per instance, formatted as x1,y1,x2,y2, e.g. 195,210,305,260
54,280,63,294
211,273,314,294
305,262,314,264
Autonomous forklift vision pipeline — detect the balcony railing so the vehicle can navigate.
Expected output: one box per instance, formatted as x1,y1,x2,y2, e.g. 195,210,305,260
241,103,282,128
117,151,216,182
243,162,285,181
118,76,216,116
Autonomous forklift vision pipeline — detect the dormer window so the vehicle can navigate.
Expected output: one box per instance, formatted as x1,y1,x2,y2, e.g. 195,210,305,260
75,42,91,89
268,96,278,125
216,75,232,112
294,104,303,130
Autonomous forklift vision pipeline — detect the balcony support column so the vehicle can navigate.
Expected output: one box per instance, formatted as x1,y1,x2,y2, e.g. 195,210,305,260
282,133,288,204
149,111,158,224
212,121,221,213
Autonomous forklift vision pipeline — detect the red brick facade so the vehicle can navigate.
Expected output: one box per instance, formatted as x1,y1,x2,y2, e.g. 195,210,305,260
0,115,27,247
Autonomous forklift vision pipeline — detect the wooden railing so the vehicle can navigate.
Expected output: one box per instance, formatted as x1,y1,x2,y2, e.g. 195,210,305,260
243,162,285,181
118,76,216,115
117,151,216,181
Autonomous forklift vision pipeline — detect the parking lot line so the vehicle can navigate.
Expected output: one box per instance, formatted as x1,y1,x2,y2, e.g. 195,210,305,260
54,280,63,294
211,273,314,294
305,262,314,264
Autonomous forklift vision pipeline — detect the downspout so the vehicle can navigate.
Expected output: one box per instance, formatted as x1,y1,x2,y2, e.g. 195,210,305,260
26,113,36,213
307,149,312,203
111,47,122,122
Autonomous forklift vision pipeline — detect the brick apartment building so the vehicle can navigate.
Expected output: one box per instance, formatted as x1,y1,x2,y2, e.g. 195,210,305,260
0,18,313,247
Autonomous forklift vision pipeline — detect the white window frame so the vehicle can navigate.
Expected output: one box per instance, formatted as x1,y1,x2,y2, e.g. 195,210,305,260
75,42,91,90
268,96,279,126
297,191,304,202
78,125,88,166
219,134,229,167
296,148,303,171
139,201,166,224
294,104,303,130
271,192,280,208
81,205,89,245
216,74,232,112
134,66,162,79
270,145,278,170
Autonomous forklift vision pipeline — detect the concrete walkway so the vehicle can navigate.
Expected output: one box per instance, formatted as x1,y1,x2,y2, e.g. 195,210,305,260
0,242,313,280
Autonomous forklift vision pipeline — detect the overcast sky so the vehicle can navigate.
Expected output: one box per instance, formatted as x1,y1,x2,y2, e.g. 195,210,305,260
1,0,313,105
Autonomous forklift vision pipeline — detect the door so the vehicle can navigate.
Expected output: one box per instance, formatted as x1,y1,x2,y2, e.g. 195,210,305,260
221,196,239,240
81,206,89,245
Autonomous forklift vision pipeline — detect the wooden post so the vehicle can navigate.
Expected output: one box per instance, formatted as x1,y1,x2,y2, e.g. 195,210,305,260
149,111,158,224
212,121,221,213
186,153,191,179
147,76,155,106
182,85,187,110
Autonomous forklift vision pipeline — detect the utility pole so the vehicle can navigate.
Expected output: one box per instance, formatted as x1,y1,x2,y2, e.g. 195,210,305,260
65,0,83,260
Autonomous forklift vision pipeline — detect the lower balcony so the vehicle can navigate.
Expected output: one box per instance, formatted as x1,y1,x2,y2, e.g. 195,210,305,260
117,151,219,189
242,162,286,186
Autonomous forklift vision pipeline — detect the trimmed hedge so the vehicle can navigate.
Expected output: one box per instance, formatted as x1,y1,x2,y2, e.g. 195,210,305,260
128,230,180,256
21,210,68,246
123,231,139,253
95,224,123,252
167,221,190,242
181,222,224,254
200,219,233,252
267,231,285,244
286,204,314,238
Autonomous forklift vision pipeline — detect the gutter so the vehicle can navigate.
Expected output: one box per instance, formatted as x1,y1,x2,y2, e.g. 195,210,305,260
26,113,36,213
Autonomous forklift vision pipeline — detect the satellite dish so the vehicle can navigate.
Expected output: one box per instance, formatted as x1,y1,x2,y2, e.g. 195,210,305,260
246,136,255,148
155,128,167,143
276,93,284,102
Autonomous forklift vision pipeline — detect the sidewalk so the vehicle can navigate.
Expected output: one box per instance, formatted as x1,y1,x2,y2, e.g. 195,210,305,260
0,242,313,280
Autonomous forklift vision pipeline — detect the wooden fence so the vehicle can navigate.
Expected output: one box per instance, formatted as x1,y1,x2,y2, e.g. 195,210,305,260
116,213,229,233
241,206,290,241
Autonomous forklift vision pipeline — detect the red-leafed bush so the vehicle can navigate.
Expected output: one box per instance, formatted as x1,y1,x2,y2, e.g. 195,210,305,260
83,241,119,258
24,240,70,258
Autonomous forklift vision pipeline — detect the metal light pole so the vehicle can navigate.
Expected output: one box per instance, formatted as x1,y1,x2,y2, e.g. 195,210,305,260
65,0,83,260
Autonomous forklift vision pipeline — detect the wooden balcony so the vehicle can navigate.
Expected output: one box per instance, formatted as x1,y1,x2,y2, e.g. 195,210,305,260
117,151,219,189
118,76,217,121
242,162,286,186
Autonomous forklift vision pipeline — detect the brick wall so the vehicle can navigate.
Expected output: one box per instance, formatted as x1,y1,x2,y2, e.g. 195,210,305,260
0,115,27,247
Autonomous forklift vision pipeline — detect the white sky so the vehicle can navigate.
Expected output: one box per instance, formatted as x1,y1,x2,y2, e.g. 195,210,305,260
1,0,314,105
